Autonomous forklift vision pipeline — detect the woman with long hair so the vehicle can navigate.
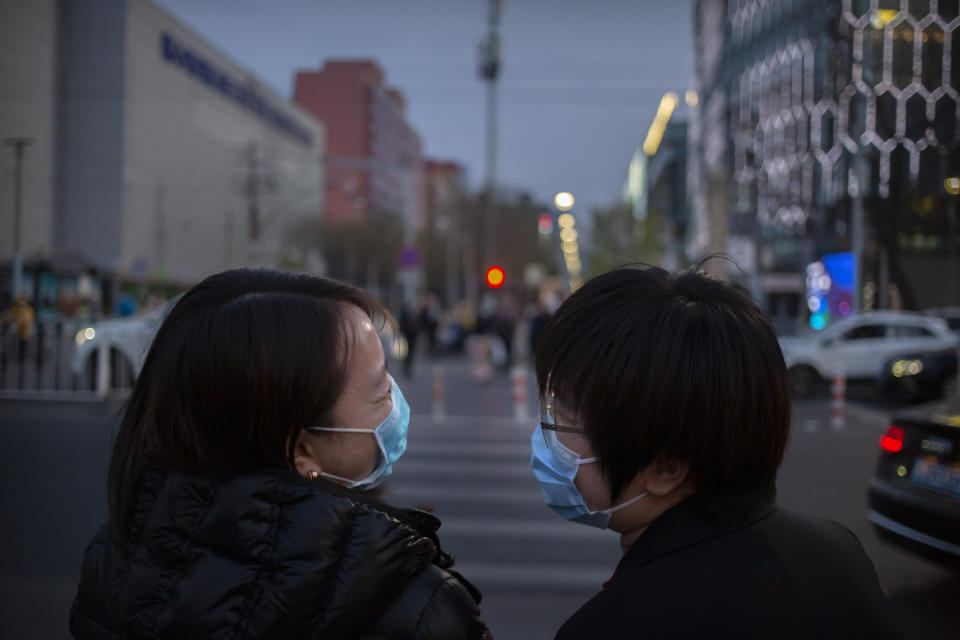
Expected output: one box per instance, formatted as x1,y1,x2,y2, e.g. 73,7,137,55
70,269,488,639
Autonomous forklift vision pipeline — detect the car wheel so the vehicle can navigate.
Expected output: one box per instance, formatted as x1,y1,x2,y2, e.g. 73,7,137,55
82,353,97,391
788,365,820,398
111,349,136,389
84,349,136,391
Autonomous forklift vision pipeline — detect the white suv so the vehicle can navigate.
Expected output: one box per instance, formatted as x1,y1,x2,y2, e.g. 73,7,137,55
71,298,402,392
71,299,175,390
778,311,958,397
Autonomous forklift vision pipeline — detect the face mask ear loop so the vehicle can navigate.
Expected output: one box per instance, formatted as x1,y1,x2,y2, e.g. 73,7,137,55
317,471,362,489
602,492,648,515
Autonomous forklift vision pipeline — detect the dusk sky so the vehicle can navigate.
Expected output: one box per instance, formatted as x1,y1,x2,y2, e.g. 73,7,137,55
155,0,695,213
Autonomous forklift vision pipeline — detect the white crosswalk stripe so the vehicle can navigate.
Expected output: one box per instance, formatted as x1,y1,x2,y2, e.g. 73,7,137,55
405,440,530,457
388,368,621,637
393,459,535,477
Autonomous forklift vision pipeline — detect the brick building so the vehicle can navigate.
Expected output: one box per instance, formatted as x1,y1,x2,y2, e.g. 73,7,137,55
294,60,424,229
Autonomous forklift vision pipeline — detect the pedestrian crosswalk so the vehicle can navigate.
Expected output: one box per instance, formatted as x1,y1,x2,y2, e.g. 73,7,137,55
382,405,623,639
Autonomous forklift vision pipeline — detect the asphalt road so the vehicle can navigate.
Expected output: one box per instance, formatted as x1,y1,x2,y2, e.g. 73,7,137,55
1,358,957,639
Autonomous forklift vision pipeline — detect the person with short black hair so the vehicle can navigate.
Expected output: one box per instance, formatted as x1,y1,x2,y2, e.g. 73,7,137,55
530,266,900,639
70,268,488,639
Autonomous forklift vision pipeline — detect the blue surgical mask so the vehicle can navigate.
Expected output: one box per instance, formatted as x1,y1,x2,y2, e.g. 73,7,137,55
309,375,410,489
530,423,647,529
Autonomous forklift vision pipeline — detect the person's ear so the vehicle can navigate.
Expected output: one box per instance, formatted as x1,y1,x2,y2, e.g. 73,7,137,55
293,430,325,479
643,454,691,497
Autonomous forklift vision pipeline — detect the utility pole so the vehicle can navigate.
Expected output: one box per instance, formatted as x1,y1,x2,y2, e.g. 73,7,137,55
154,180,167,277
224,209,235,266
247,142,260,243
478,0,502,274
445,200,460,308
5,137,33,299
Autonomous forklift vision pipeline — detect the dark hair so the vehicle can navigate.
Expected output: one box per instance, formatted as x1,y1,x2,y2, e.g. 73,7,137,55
534,266,790,521
107,268,390,534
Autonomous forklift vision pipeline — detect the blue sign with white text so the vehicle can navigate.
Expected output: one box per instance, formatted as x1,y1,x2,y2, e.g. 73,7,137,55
160,33,313,146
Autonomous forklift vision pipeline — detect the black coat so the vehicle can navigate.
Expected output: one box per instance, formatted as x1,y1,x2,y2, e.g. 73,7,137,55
70,463,489,639
556,498,902,639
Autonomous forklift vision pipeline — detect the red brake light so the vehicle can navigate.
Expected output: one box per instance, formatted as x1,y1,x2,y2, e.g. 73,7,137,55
879,425,905,453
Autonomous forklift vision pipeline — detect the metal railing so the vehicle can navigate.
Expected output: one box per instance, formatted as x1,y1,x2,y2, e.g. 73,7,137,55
0,320,133,400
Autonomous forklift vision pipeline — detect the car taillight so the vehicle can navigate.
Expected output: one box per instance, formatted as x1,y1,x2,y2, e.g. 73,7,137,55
879,425,905,453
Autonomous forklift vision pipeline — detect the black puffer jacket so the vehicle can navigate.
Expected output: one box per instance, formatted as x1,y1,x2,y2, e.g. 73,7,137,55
70,463,489,639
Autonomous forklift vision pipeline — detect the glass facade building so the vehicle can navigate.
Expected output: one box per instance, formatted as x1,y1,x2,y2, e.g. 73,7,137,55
692,0,959,327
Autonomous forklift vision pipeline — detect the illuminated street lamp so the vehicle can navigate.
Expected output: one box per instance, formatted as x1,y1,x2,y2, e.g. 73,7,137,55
554,191,574,212
643,93,679,156
945,177,960,196
552,198,581,289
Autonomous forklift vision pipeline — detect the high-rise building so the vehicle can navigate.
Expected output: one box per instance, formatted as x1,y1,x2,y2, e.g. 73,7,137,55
422,160,467,304
293,61,424,229
423,160,465,230
615,93,690,272
691,0,960,330
647,120,690,271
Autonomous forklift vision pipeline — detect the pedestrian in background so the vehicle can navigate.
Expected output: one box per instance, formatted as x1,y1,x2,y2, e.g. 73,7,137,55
530,266,900,639
399,301,420,378
527,290,559,358
3,294,35,388
3,294,35,344
420,292,440,357
70,269,488,639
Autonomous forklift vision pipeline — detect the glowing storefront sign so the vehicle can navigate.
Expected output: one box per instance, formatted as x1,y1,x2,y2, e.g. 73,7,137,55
806,252,855,330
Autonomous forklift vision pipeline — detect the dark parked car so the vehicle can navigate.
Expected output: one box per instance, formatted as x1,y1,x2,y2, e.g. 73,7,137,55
867,399,960,570
923,307,960,334
876,348,958,400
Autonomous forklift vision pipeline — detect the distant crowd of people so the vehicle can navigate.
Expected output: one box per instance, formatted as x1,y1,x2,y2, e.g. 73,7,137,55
393,289,565,379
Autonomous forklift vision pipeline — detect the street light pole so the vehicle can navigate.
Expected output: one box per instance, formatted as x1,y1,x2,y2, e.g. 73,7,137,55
484,78,498,265
478,0,502,269
851,151,866,314
246,142,260,243
5,137,33,299
946,177,960,309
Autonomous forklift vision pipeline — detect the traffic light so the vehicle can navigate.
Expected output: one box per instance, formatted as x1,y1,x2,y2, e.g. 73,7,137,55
537,213,553,235
485,266,505,288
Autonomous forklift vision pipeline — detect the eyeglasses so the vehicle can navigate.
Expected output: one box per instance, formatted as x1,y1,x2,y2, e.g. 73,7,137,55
541,422,585,435
539,390,587,452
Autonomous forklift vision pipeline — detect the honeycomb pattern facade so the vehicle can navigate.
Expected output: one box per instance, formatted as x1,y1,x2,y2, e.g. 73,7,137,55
726,0,959,237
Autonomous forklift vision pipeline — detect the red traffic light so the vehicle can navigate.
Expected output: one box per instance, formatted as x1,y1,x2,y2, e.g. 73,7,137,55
486,266,505,288
537,213,554,234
